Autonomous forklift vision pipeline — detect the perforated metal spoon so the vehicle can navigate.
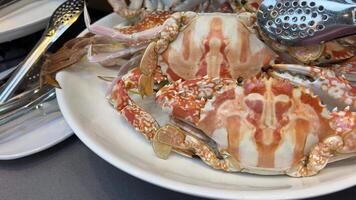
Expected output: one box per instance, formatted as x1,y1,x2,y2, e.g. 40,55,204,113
257,0,356,46
0,0,84,103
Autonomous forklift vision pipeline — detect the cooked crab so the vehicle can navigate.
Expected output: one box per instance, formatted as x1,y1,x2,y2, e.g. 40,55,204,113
41,1,270,86
154,76,356,177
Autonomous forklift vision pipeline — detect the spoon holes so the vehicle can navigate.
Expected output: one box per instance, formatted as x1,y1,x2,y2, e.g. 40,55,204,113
317,24,325,31
305,8,311,15
296,8,303,14
276,27,282,34
299,31,306,38
307,29,315,35
318,5,324,12
271,10,278,18
322,15,328,21
299,23,307,29
292,24,298,31
288,8,294,14
283,23,290,29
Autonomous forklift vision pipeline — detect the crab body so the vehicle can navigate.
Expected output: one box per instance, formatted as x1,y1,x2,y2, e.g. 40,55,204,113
158,13,276,81
155,77,356,176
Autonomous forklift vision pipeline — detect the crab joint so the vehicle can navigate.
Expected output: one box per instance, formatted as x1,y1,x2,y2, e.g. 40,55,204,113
152,125,186,159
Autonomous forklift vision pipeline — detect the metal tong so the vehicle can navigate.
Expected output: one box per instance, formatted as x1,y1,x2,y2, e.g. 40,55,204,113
257,0,356,46
0,0,84,104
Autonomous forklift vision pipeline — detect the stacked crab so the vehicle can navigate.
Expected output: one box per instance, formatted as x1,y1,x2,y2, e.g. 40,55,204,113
44,0,355,177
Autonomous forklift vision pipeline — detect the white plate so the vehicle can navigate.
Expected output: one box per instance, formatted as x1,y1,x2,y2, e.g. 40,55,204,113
0,0,66,43
56,13,356,200
0,99,73,160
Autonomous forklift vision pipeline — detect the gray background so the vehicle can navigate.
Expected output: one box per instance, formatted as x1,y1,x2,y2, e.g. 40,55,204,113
0,136,355,200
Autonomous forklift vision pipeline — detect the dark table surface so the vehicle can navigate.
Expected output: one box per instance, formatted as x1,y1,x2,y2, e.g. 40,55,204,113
0,136,355,200
0,7,355,200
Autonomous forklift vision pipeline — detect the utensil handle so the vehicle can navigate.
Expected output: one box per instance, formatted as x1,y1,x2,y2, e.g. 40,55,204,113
0,36,52,103
0,97,61,141
0,88,55,126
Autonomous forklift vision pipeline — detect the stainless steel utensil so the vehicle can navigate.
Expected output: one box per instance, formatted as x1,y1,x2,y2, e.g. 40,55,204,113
0,84,52,115
257,0,356,46
0,91,60,141
0,87,55,126
0,0,84,103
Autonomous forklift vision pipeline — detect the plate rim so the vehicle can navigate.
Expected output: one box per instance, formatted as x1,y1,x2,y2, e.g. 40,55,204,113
0,0,66,43
56,13,356,200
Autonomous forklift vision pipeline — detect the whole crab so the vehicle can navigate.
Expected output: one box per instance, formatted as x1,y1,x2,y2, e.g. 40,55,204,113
153,76,356,177
86,10,277,96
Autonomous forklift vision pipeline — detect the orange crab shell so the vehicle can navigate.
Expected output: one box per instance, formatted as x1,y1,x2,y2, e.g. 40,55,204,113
158,12,277,81
157,77,338,171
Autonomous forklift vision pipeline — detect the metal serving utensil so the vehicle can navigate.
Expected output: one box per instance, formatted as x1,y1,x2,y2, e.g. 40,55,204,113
257,0,356,46
0,0,84,103
0,88,55,126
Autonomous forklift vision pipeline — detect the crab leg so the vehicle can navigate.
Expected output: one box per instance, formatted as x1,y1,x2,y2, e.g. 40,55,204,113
108,78,160,139
157,0,164,10
117,54,143,78
172,0,203,11
107,0,141,19
288,107,356,177
84,5,174,44
153,124,241,171
287,135,344,177
138,11,198,96
332,56,356,82
271,64,356,111
87,43,146,63
144,0,156,10
330,107,356,153
128,0,144,10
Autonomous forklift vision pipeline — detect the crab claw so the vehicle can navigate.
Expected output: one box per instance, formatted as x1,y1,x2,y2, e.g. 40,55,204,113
330,107,356,154
271,64,356,111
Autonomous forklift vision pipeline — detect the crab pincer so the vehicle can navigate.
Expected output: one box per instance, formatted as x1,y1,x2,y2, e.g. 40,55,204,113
270,64,356,111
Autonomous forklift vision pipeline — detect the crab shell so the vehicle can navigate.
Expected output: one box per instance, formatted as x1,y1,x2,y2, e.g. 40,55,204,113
157,12,277,81
156,77,354,175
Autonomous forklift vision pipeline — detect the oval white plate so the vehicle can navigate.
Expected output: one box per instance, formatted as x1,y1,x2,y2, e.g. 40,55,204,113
0,0,65,43
56,13,356,199
0,99,73,160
